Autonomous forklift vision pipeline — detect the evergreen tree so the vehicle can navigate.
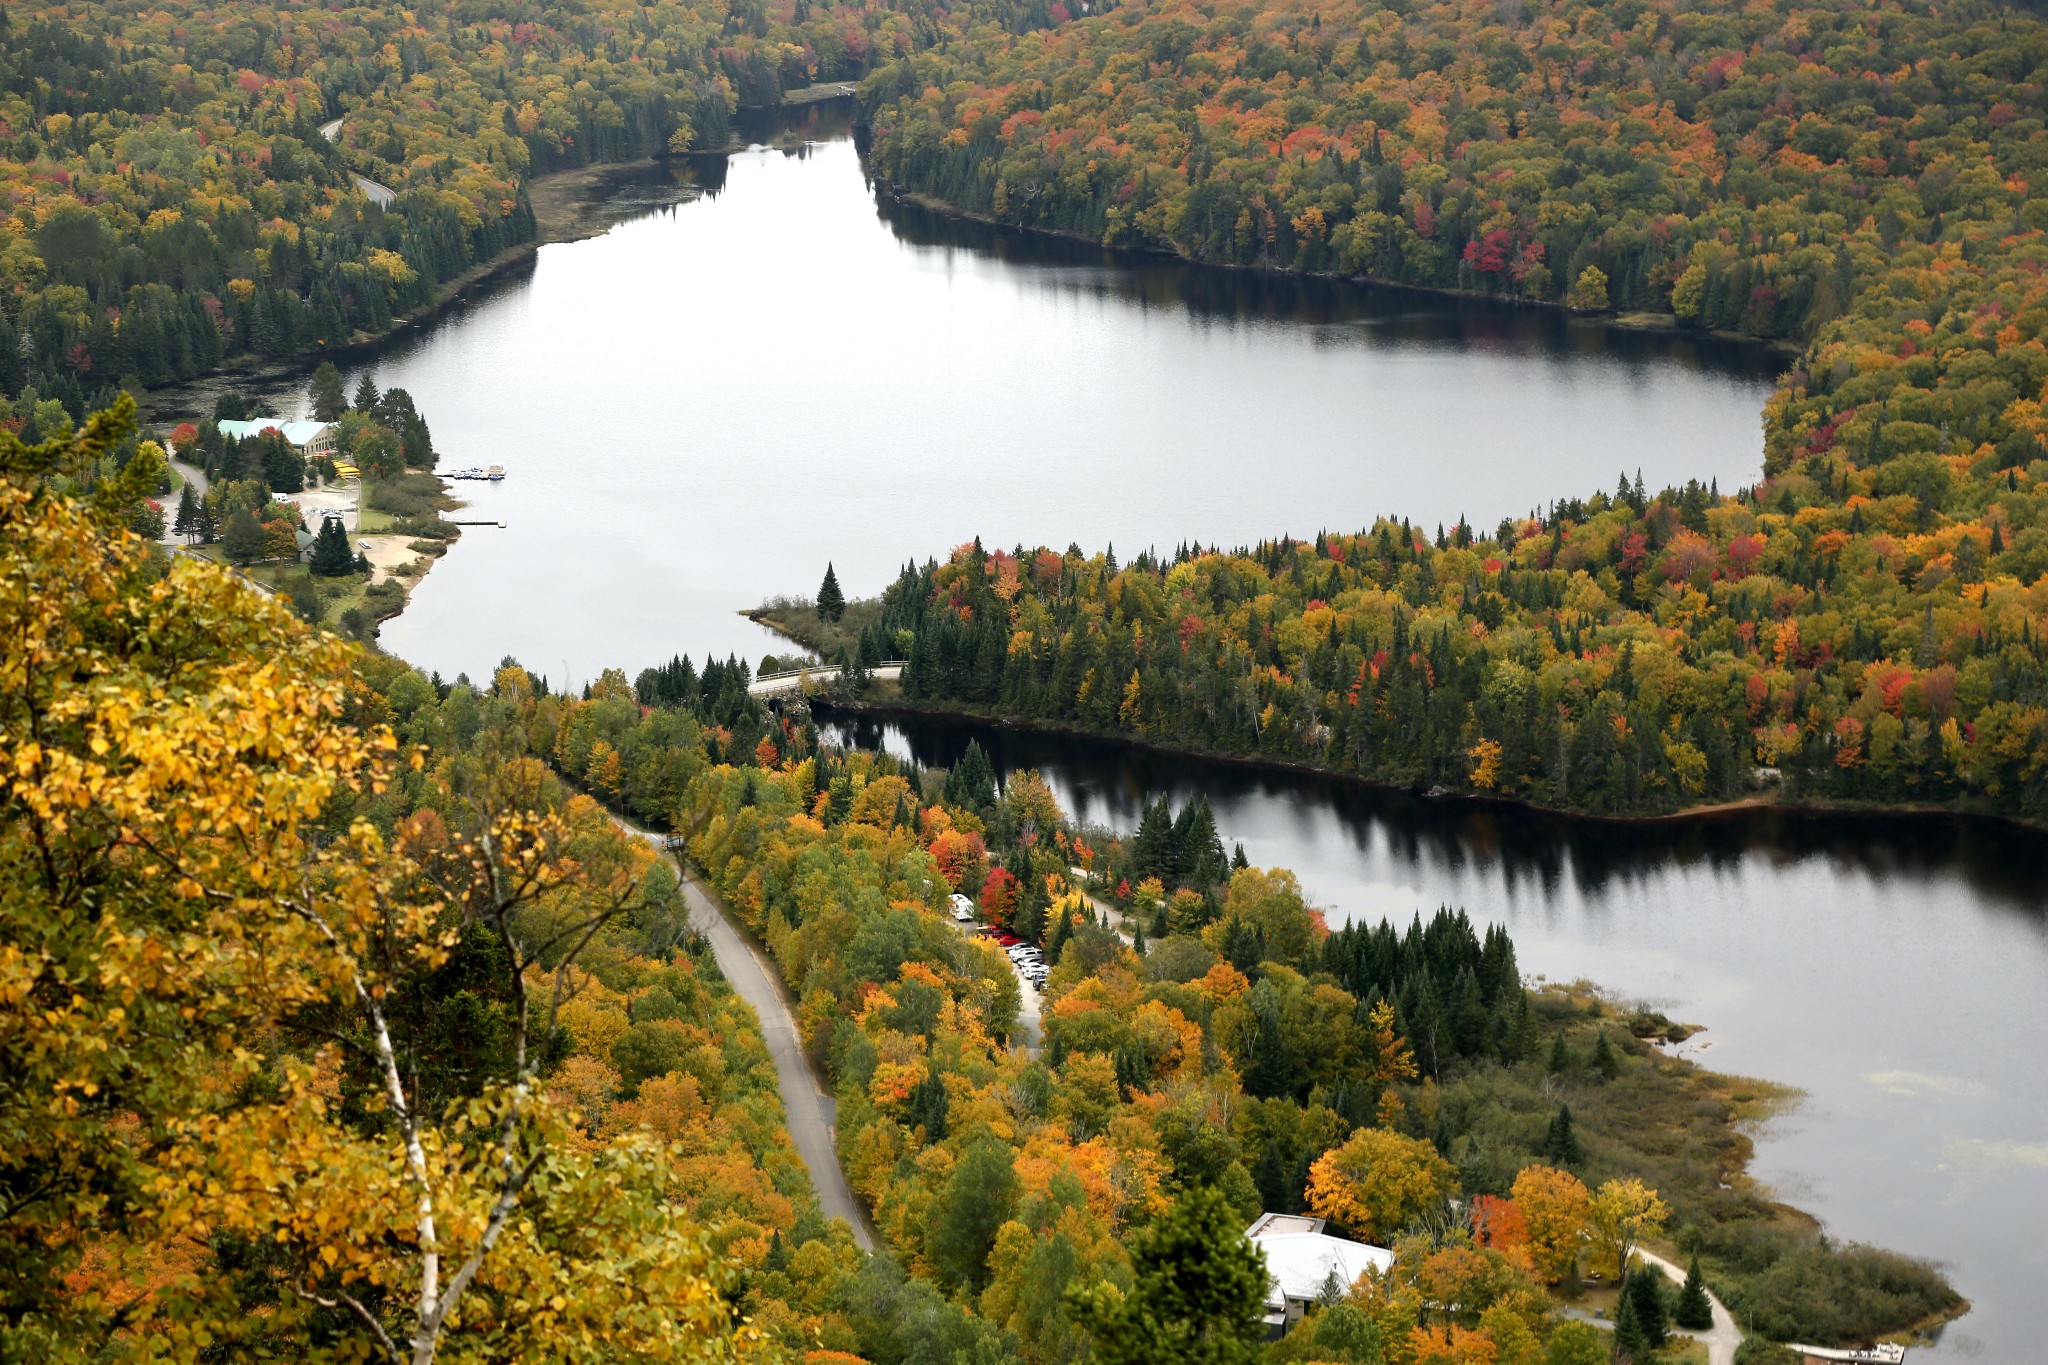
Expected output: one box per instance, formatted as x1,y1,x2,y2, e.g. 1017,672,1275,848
1625,1263,1669,1348
1046,903,1073,959
308,362,348,422
816,562,846,622
1069,1184,1267,1365
193,496,218,545
260,432,304,493
352,373,380,412
1611,1277,1650,1363
944,739,997,809
173,483,198,541
1674,1253,1713,1330
924,1138,1017,1292
905,1067,950,1142
1231,842,1250,871
1590,1029,1621,1082
1543,1103,1583,1165
221,508,265,565
309,516,355,575
1547,1030,1571,1075
1130,919,1146,956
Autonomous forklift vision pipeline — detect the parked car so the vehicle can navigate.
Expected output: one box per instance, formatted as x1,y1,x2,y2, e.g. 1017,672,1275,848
995,933,1021,947
948,892,975,922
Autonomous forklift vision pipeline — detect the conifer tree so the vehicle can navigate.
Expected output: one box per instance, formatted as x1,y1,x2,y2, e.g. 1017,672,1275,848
1612,1277,1649,1363
309,516,354,575
1590,1029,1621,1081
352,372,380,412
1543,1103,1583,1166
1626,1263,1669,1348
1232,842,1250,871
1547,1030,1571,1075
1674,1253,1714,1330
816,562,845,622
308,361,348,422
173,482,198,541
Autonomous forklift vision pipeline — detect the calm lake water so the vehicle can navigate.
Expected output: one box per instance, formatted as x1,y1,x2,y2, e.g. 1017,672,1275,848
369,114,1775,684
340,107,2042,1357
820,711,2048,1363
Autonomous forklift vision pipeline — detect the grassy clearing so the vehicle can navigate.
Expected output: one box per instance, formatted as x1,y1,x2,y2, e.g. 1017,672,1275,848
1433,986,1963,1348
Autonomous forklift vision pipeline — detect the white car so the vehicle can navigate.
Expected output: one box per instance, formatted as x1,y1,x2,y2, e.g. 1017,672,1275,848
948,893,975,922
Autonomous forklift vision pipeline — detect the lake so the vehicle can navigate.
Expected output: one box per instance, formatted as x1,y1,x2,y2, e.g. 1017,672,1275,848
819,709,2048,1363
341,106,2042,1358
367,110,1776,687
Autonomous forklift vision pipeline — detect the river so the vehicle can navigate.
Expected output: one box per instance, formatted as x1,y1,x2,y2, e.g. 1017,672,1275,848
341,106,2041,1358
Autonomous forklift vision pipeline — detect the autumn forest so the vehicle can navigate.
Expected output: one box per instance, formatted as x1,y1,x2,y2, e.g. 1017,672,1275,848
4,0,2045,1360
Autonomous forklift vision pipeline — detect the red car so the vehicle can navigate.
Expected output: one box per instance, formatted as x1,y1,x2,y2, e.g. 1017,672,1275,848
995,932,1021,946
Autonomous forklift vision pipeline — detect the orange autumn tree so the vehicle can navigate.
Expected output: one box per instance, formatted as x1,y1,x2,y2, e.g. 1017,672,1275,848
1509,1166,1593,1285
1306,1126,1456,1243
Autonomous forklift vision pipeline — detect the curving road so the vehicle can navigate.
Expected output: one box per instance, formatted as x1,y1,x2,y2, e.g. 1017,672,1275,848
1637,1248,1741,1365
317,117,398,207
613,818,876,1251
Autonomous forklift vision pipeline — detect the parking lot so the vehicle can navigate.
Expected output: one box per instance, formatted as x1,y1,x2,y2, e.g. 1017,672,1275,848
947,893,1044,1055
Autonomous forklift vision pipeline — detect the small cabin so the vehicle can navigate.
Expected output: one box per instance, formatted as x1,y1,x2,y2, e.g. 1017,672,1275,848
1244,1213,1393,1337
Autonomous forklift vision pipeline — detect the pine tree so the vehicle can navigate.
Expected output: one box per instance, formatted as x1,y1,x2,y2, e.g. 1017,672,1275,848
1674,1253,1714,1330
1626,1263,1669,1348
309,362,348,422
1590,1029,1621,1081
1543,1103,1582,1165
1129,920,1146,955
1231,842,1249,871
309,517,355,575
1547,1030,1571,1075
352,373,380,412
173,483,198,541
1046,903,1072,959
1611,1276,1649,1363
816,562,845,622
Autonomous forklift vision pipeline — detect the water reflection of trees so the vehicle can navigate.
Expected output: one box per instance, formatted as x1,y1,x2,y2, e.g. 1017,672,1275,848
820,708,2048,916
868,194,1780,380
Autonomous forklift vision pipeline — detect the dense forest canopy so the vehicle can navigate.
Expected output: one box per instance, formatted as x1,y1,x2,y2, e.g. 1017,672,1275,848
863,0,2045,336
0,0,934,409
803,0,2048,824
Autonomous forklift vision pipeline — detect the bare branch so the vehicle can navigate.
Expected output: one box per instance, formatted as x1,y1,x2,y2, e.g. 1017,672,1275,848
292,1281,404,1364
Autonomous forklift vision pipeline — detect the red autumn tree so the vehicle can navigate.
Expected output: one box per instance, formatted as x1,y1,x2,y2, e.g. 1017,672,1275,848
980,866,1020,928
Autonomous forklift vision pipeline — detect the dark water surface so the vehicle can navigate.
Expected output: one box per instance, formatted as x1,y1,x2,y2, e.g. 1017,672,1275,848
341,107,2041,1357
820,709,2047,1362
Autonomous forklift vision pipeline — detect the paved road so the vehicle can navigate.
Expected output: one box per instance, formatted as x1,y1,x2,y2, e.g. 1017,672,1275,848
317,117,398,207
749,662,903,698
613,819,876,1251
1561,1251,1740,1365
1637,1248,1741,1365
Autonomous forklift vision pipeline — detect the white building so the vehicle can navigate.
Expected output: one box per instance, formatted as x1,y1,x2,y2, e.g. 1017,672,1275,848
1244,1213,1393,1335
218,418,335,458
